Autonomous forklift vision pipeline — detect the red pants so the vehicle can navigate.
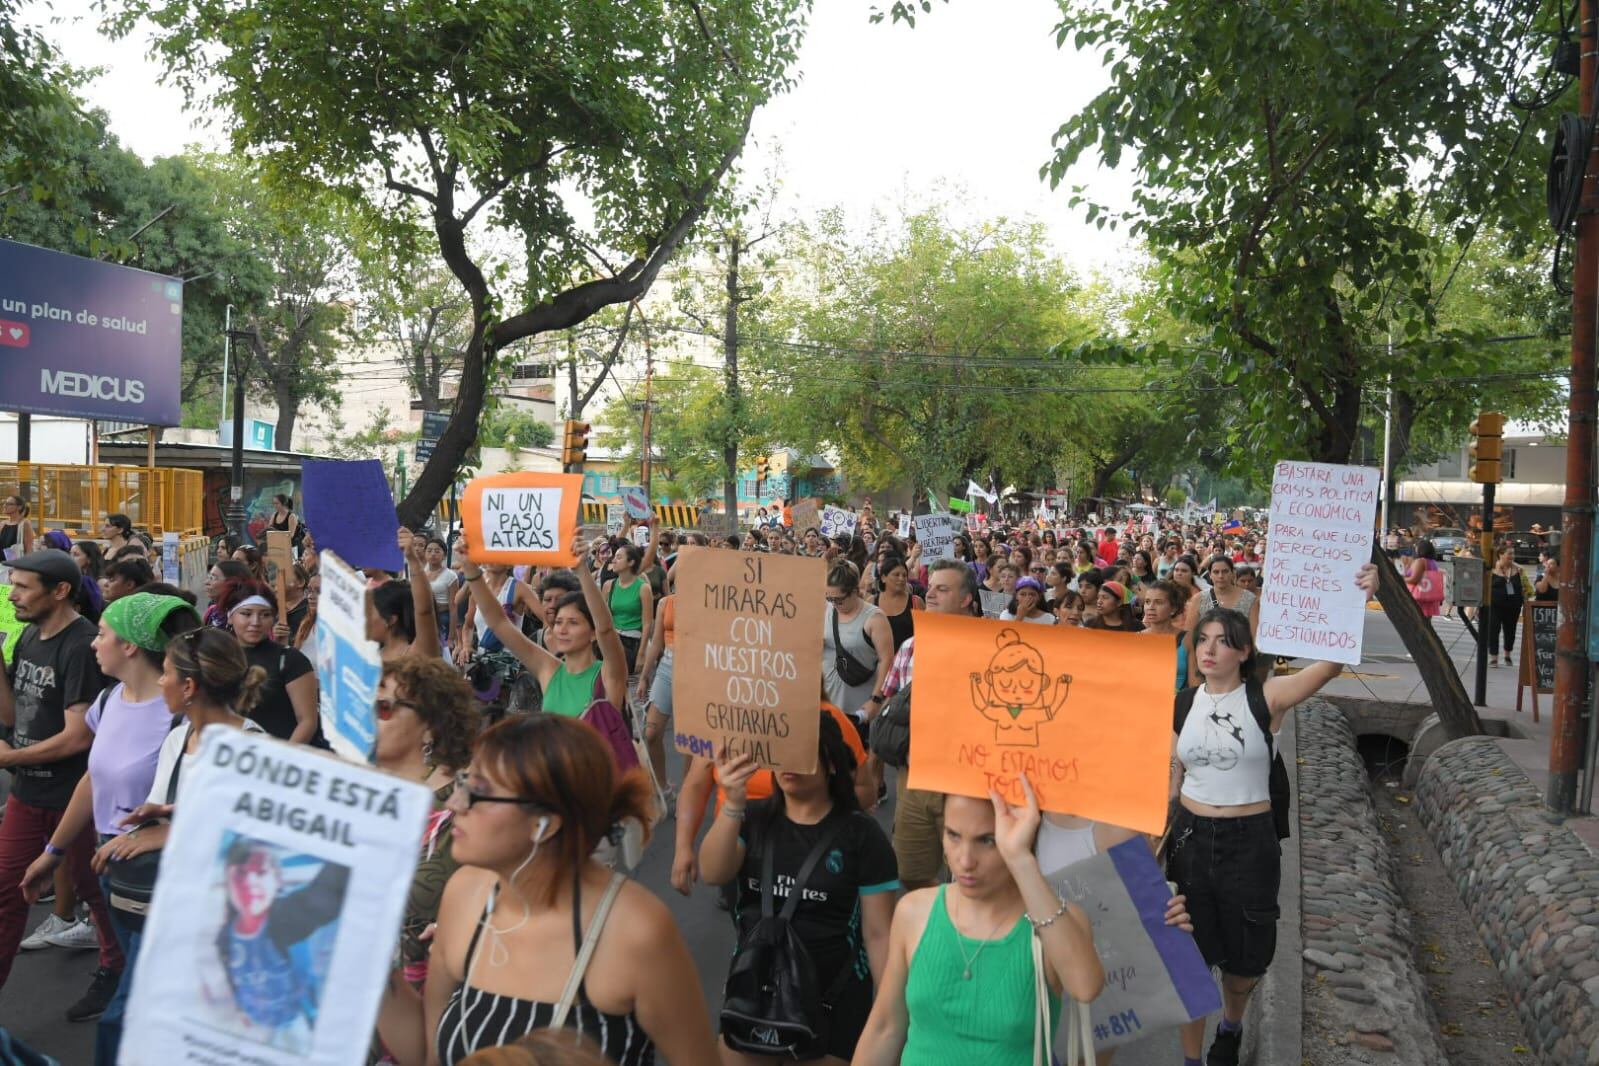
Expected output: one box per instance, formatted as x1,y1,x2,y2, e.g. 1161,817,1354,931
0,793,124,988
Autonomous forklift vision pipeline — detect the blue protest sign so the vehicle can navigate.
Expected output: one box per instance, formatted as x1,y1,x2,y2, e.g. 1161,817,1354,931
301,459,404,572
0,238,183,425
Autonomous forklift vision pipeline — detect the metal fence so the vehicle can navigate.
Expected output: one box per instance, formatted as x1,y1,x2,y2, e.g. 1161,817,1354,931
0,463,205,537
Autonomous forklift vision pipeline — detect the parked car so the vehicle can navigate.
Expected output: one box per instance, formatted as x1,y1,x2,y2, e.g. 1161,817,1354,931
1504,531,1544,564
1425,527,1469,555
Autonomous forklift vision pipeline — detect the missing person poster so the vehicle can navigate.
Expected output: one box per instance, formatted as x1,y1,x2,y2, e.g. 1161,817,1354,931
672,550,825,773
461,472,582,567
121,727,431,1066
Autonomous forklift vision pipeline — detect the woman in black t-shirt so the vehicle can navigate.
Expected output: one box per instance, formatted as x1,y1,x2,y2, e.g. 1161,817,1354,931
221,579,323,745
701,713,900,1066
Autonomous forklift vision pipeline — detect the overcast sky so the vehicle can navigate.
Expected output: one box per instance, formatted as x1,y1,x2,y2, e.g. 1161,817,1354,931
35,0,1136,272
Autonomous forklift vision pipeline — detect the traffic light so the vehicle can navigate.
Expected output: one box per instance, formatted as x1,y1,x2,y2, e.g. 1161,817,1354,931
1468,411,1505,484
755,455,770,494
561,419,590,471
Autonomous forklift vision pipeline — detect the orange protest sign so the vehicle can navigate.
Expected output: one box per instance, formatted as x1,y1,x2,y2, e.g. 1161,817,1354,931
460,473,582,567
907,613,1176,835
672,549,825,773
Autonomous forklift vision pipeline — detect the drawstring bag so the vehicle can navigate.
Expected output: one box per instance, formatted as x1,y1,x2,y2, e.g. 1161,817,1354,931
1037,931,1096,1066
581,672,641,774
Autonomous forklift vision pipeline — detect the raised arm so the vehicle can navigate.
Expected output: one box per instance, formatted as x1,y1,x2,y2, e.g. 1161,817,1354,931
459,559,561,688
698,749,756,886
575,535,629,709
400,531,442,661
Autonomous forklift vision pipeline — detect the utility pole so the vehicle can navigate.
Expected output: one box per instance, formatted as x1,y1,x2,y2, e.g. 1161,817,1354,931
224,326,256,542
723,235,741,527
1550,0,1599,814
637,300,654,500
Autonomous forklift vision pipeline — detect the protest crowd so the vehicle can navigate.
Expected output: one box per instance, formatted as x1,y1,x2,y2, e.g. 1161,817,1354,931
0,490,1395,1066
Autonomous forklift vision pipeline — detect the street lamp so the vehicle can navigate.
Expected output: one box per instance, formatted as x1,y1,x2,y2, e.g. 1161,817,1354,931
224,326,259,541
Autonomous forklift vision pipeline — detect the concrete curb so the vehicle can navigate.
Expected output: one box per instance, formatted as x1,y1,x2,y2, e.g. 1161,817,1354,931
1415,736,1599,1064
1242,710,1303,1065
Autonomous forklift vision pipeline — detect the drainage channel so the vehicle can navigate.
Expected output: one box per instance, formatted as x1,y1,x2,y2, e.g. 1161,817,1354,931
1360,734,1531,1065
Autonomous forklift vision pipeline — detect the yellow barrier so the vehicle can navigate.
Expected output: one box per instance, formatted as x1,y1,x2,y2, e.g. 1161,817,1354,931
581,502,701,528
0,462,204,538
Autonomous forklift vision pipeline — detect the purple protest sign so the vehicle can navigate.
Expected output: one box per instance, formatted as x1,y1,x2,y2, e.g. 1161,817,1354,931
0,238,183,425
301,460,405,573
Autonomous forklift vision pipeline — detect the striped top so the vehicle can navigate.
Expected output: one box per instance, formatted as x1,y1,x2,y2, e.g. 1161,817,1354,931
435,881,653,1066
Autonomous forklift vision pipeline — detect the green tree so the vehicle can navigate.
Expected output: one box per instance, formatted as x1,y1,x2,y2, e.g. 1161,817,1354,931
596,360,757,504
0,0,85,206
480,408,554,451
117,0,811,525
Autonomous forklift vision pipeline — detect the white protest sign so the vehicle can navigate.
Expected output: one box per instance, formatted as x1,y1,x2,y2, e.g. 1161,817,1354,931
632,524,650,547
606,504,625,536
122,727,431,1066
979,589,1009,619
1256,461,1377,665
312,553,382,761
620,485,652,521
162,531,181,583
819,505,858,539
897,514,912,539
913,513,963,562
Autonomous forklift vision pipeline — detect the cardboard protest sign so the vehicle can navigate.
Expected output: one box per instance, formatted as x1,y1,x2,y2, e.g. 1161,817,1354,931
897,513,912,539
461,472,582,567
265,530,294,625
819,505,857,539
620,485,652,520
301,459,404,572
606,504,625,536
1257,461,1377,666
907,612,1175,834
913,513,963,562
311,553,382,762
791,497,820,531
672,550,825,773
122,727,431,1066
979,589,1009,619
1041,838,1220,1050
0,588,23,662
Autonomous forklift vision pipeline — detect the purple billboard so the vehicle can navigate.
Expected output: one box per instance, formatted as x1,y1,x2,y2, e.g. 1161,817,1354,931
0,238,183,425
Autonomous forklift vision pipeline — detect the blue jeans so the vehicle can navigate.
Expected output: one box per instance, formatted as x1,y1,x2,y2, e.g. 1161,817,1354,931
95,862,142,1066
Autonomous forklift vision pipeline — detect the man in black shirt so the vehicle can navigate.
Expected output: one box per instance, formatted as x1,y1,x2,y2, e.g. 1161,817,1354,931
0,550,122,1018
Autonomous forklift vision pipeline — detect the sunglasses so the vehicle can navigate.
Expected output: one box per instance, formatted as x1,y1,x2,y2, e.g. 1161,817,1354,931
449,770,542,811
374,697,421,722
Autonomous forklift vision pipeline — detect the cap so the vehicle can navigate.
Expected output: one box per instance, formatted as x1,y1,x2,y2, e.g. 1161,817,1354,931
8,549,82,591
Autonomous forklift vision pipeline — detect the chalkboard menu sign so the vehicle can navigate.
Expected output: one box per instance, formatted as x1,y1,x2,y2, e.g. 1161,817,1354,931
1525,603,1557,693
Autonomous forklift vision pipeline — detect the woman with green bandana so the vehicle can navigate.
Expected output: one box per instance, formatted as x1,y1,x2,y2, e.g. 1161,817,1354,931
19,592,201,1066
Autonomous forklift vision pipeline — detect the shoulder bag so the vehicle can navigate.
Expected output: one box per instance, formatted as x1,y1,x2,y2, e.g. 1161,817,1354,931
831,609,876,687
107,724,191,930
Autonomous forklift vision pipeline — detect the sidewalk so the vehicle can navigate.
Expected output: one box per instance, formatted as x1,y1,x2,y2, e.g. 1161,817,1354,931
1321,614,1599,858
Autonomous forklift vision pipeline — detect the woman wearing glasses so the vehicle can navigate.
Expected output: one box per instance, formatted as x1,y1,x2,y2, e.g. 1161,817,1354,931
370,656,480,1044
377,715,716,1066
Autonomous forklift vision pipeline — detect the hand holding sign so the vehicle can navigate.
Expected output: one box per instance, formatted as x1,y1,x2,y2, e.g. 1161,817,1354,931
990,772,1044,868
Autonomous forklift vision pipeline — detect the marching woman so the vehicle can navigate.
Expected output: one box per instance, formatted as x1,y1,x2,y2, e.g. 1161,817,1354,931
822,562,895,736
1140,579,1192,693
871,553,924,651
1085,580,1143,633
1183,556,1258,686
219,579,324,746
1170,565,1377,1066
376,715,716,1066
852,779,1103,1065
999,576,1057,625
701,715,898,1065
601,542,653,675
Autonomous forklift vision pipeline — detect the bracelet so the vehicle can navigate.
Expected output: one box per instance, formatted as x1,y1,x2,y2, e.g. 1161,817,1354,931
721,805,747,820
1025,894,1070,930
463,572,484,583
43,842,65,858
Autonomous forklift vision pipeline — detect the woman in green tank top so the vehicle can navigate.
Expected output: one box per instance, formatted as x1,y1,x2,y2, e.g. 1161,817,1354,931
459,532,628,719
602,541,653,674
854,783,1104,1065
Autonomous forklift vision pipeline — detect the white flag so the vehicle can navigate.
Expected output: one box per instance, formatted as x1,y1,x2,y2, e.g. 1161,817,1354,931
966,479,998,505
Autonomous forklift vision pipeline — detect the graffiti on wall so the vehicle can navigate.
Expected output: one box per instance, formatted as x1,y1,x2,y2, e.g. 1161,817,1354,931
203,468,302,544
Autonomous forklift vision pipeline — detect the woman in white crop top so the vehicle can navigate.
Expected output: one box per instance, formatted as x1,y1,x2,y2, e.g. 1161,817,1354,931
1165,563,1378,1066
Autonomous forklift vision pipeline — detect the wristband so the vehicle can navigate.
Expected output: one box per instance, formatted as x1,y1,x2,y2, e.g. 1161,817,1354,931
43,843,65,858
721,805,747,820
463,571,484,583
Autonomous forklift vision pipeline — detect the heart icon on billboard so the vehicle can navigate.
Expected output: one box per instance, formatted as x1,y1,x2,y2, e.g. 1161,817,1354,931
0,320,29,348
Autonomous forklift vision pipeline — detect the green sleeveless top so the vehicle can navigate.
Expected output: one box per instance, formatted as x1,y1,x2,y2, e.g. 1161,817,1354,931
542,660,603,718
607,576,645,634
901,886,1060,1065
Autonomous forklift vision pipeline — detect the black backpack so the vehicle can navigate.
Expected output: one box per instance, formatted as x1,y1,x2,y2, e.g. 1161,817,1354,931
720,815,853,1059
867,682,912,768
1173,680,1292,840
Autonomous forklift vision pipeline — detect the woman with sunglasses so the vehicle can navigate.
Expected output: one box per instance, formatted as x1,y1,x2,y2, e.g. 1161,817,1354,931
461,534,628,724
373,657,480,1005
220,579,322,745
377,715,716,1066
20,592,201,1065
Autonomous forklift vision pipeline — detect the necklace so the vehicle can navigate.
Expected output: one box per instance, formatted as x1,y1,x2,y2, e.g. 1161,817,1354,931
951,889,1012,980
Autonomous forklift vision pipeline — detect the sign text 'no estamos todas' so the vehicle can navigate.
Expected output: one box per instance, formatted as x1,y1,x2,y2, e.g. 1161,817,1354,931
908,613,1176,835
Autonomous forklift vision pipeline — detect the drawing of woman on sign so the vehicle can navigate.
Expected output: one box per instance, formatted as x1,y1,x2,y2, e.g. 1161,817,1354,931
969,628,1071,747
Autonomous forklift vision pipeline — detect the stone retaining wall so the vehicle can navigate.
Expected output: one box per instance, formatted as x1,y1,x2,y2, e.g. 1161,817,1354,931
1415,738,1599,1065
1297,703,1446,1062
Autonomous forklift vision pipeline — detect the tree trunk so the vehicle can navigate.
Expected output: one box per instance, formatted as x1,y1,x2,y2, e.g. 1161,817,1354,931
1367,540,1484,738
273,377,297,452
1088,438,1142,503
722,236,740,526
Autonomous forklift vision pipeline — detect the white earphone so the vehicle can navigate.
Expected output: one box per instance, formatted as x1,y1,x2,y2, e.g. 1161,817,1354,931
534,815,550,843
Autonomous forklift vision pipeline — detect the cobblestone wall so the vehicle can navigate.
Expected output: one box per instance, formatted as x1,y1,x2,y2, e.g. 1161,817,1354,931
1298,703,1447,1062
1415,737,1599,1065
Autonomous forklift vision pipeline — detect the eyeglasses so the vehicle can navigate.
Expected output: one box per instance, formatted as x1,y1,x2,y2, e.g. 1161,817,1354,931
825,594,849,605
374,697,421,722
449,771,541,811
